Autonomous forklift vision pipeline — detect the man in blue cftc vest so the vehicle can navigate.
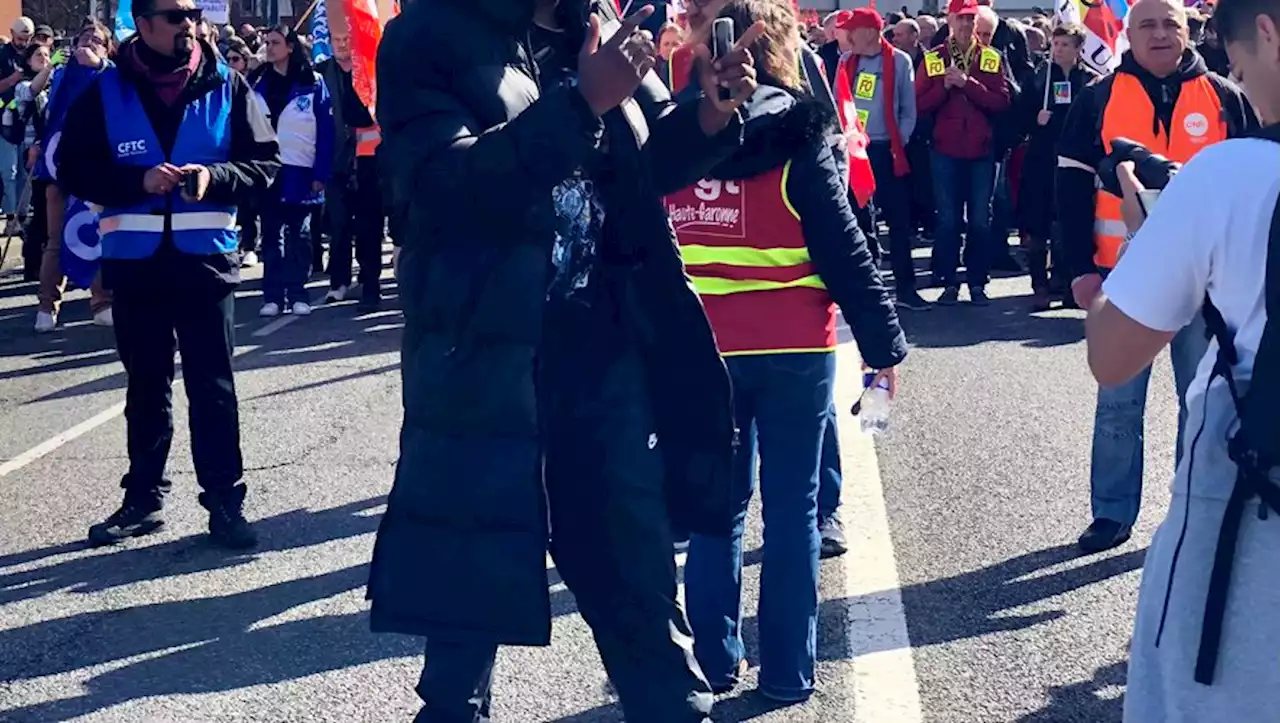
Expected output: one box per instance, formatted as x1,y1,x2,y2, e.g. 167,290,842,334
55,0,280,549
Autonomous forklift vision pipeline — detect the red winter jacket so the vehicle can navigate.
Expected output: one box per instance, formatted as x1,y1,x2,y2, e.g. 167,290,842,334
915,43,1011,160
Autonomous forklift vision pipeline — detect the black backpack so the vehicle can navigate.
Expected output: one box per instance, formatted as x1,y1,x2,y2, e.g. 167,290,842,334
1171,124,1280,685
0,96,36,146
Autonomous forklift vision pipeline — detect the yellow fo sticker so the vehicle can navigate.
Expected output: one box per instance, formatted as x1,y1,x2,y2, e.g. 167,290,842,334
979,47,1001,74
924,52,945,77
856,108,870,128
855,72,877,100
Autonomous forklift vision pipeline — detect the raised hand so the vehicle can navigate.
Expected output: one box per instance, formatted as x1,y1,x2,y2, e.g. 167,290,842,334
577,6,657,118
694,19,764,116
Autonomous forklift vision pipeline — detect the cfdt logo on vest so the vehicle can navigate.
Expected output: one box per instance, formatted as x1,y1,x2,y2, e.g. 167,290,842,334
1183,112,1210,141
116,139,148,157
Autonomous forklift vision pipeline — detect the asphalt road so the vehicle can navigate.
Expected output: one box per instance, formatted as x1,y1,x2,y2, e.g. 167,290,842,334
0,242,1181,722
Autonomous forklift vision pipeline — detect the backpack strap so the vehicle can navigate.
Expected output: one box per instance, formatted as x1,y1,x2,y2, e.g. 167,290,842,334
1186,130,1280,684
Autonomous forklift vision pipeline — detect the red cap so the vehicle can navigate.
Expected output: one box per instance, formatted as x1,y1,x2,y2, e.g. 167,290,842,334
948,0,980,15
836,7,885,31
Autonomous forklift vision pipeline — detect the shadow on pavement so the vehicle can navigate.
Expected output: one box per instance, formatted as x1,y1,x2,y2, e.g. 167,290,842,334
543,690,795,723
897,293,1085,350
893,544,1146,652
0,566,421,723
1017,660,1127,722
0,256,402,402
730,543,1145,665
0,496,386,607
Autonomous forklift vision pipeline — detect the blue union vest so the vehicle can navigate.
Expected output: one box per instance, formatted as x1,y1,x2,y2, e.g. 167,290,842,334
97,63,238,259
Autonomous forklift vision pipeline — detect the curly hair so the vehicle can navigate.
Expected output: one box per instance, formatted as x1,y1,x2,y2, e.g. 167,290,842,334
717,0,803,91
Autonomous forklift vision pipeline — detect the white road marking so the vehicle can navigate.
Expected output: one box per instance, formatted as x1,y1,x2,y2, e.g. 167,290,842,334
1,312,305,479
0,402,125,479
252,314,300,338
836,344,925,723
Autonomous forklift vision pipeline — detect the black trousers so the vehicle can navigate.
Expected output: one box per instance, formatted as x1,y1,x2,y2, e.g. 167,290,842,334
327,155,385,298
22,179,48,281
415,352,713,723
854,141,917,295
238,195,259,254
906,138,935,236
310,205,326,271
113,281,243,505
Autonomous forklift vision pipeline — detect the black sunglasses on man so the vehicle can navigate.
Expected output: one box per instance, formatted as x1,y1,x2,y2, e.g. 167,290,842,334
142,8,203,25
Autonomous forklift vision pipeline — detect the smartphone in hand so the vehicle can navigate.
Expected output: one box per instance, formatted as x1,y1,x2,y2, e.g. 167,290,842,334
711,17,735,102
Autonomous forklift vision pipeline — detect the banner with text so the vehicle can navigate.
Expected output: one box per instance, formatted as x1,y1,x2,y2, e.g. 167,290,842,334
196,0,229,25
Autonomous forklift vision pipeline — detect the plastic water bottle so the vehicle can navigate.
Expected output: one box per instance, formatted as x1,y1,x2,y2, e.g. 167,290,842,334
859,371,892,435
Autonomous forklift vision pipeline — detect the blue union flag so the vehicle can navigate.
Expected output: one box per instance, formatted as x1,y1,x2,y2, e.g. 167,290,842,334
60,195,101,289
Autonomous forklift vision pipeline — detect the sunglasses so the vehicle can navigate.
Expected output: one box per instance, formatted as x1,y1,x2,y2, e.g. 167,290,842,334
143,8,203,25
226,54,243,62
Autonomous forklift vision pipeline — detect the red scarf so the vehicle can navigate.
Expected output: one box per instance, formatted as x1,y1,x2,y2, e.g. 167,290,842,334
125,40,201,107
876,38,910,177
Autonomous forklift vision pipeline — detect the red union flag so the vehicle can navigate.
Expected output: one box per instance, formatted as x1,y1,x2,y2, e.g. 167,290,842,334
834,55,877,209
344,0,386,111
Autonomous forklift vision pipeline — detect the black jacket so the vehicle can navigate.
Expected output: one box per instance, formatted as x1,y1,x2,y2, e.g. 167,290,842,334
57,37,279,292
1016,59,1099,163
1055,49,1257,279
368,0,742,646
316,57,358,177
705,86,907,369
818,40,841,90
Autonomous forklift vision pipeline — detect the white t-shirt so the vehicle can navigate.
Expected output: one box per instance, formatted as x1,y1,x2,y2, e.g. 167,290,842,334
1103,138,1280,405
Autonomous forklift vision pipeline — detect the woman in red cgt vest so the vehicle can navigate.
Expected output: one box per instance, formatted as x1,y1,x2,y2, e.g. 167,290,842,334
673,0,908,703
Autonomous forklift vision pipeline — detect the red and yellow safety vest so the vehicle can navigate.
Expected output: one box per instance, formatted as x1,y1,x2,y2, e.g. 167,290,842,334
666,164,837,356
1095,73,1226,268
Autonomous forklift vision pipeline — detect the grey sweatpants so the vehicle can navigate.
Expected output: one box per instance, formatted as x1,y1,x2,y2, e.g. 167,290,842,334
1125,383,1280,721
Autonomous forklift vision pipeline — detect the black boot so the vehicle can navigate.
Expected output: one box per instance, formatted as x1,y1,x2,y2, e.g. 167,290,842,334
1077,518,1132,553
200,484,258,550
88,493,165,546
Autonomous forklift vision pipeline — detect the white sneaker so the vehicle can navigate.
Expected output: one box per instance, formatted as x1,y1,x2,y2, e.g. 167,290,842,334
240,251,259,268
93,308,114,327
324,285,347,303
34,311,56,333
291,302,312,316
260,302,281,318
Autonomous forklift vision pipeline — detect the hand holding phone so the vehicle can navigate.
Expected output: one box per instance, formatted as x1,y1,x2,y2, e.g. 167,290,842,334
711,18,734,102
178,165,210,202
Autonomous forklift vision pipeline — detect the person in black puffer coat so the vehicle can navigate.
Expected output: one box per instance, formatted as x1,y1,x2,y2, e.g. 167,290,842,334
370,0,762,720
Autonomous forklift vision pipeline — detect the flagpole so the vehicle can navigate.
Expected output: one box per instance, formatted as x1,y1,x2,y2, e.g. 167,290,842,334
294,0,322,31
1042,59,1052,110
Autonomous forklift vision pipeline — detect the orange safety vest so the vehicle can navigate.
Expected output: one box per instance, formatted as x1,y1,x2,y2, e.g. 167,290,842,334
666,164,837,356
355,124,382,157
1094,73,1226,268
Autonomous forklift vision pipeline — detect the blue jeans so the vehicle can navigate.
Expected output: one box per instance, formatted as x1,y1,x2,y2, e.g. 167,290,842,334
0,139,23,215
685,352,833,701
1090,312,1208,525
817,403,842,522
261,201,314,305
930,152,996,289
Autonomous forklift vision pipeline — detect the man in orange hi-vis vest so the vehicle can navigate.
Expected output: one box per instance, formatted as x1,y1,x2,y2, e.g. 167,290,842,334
317,21,387,312
1055,0,1257,555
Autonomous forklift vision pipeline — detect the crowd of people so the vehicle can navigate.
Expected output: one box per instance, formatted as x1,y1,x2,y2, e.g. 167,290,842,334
10,12,391,333
8,0,1279,720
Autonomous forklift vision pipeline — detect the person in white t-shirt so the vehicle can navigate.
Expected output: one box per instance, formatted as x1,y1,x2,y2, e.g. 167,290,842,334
1084,0,1280,715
